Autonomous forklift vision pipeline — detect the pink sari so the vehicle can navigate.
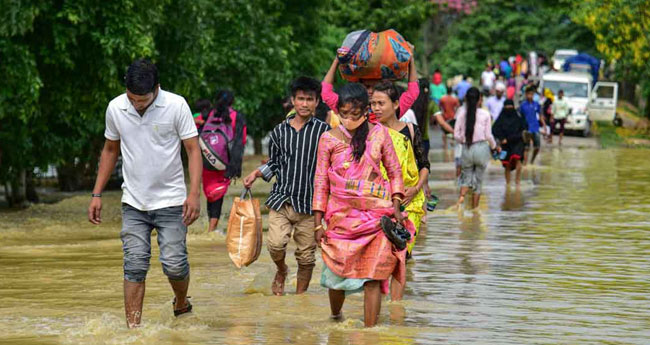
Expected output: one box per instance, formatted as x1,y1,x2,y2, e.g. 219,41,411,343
313,124,410,293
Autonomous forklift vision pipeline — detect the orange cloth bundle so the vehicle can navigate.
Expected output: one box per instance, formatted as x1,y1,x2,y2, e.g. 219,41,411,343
337,29,413,82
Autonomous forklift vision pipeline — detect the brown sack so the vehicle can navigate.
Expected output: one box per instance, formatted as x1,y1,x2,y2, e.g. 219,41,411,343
226,189,263,268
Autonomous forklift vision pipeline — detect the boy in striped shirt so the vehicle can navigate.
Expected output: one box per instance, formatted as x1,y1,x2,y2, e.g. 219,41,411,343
243,77,330,296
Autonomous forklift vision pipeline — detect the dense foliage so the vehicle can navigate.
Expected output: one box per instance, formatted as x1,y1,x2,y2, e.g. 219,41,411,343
0,0,646,205
571,0,650,116
433,0,597,79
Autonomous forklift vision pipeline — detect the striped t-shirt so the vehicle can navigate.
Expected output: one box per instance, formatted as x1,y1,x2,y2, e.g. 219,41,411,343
259,115,330,215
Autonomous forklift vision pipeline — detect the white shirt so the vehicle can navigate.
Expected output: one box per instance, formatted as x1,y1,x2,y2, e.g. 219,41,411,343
399,109,418,125
104,89,198,211
486,95,506,121
481,70,496,89
552,98,569,120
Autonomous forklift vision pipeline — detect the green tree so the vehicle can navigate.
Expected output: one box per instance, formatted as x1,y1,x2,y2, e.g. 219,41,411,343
1,0,165,205
571,0,650,117
434,0,596,80
1,2,46,206
1,0,437,207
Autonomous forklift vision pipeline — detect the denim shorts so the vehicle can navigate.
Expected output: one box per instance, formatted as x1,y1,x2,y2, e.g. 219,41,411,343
524,132,541,149
121,203,189,283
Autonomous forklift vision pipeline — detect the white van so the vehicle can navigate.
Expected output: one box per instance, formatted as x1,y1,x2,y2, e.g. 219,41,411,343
542,72,618,136
552,49,578,71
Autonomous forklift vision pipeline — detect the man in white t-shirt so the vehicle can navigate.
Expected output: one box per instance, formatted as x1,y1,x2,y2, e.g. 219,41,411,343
87,59,202,328
481,64,496,94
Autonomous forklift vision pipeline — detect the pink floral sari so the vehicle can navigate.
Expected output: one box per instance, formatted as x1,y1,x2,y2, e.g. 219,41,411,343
313,124,411,293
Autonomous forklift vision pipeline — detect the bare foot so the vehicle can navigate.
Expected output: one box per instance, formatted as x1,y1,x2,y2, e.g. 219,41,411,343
456,195,465,208
271,266,289,296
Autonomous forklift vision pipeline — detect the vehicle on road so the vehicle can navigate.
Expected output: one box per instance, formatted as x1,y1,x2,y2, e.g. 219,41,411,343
552,49,578,71
542,72,619,137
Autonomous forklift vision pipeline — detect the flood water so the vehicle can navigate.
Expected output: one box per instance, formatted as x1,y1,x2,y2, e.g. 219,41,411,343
1,143,649,344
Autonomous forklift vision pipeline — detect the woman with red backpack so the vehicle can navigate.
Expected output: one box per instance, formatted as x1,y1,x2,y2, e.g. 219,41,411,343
200,90,247,232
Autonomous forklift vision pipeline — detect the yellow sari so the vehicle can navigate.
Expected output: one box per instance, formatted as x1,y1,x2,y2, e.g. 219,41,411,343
381,128,425,254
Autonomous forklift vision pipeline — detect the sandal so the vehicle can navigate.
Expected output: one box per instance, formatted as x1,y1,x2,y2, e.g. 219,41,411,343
380,216,410,251
271,267,289,296
172,297,193,317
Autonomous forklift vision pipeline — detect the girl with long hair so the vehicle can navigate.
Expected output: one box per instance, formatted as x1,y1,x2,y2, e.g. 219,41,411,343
201,90,247,232
313,83,410,327
453,87,499,209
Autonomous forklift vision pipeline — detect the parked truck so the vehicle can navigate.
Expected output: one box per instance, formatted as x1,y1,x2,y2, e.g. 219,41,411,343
541,53,619,136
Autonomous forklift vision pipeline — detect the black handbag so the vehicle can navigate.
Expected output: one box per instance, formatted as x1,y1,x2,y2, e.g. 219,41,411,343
380,216,411,251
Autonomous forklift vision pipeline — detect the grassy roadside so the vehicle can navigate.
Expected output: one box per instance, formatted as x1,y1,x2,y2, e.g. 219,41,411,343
594,122,650,148
593,104,650,148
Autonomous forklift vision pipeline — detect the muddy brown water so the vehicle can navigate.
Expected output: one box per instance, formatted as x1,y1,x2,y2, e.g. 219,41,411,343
1,147,649,344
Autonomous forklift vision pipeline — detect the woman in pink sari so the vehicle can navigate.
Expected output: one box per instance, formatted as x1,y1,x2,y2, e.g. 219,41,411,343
313,83,410,327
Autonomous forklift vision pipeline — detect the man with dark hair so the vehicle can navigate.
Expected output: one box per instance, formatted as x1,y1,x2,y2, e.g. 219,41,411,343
243,76,329,296
519,86,546,165
88,59,202,328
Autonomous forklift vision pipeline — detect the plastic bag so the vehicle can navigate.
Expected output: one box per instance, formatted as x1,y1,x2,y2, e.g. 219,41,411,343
226,189,263,268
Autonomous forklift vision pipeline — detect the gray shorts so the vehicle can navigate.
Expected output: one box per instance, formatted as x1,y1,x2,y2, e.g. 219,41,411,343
121,203,189,283
524,132,541,149
459,141,491,193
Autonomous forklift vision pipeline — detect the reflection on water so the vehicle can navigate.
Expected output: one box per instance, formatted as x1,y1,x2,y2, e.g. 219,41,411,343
1,148,649,344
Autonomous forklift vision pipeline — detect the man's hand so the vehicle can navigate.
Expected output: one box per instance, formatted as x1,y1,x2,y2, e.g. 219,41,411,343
182,194,200,226
243,170,261,189
88,197,102,224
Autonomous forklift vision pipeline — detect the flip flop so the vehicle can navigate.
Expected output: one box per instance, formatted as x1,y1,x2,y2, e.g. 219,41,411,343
380,216,409,251
172,297,193,317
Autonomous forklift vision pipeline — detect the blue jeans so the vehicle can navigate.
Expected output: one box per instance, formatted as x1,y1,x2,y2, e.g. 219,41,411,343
121,203,189,283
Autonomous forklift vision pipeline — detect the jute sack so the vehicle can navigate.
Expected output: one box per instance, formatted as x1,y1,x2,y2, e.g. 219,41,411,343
226,189,263,268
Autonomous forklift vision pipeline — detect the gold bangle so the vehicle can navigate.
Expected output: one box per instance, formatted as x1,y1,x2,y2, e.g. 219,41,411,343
314,225,324,232
392,196,404,202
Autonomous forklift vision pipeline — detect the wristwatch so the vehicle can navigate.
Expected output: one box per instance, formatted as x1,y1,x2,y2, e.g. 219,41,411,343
91,193,102,198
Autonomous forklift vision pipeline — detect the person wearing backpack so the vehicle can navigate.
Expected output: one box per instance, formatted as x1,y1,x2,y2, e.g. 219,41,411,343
199,90,247,232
